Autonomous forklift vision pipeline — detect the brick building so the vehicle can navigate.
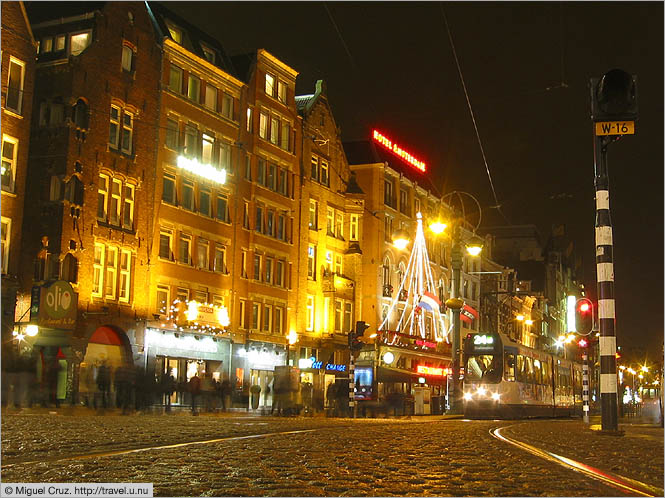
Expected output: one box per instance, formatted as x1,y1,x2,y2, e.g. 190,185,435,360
1,1,36,348
19,1,161,403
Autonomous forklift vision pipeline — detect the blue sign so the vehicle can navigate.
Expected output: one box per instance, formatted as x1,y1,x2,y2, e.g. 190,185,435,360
325,363,347,372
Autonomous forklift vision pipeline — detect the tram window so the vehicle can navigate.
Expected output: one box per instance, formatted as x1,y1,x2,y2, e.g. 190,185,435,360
533,359,542,384
542,362,551,386
504,353,515,382
525,356,534,384
466,355,501,383
516,355,525,383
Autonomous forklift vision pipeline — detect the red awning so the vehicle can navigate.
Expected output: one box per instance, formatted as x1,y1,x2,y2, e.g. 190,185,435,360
89,326,124,346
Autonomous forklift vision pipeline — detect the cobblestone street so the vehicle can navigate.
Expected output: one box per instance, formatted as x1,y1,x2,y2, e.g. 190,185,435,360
2,410,662,497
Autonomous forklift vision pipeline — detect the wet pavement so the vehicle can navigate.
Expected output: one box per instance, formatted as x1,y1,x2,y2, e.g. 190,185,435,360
1,408,663,497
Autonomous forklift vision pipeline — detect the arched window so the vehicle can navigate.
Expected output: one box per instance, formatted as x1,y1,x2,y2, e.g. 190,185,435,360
382,257,391,287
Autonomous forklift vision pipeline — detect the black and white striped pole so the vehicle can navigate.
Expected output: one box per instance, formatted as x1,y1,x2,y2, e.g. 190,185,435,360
590,69,637,434
349,353,355,418
581,343,590,423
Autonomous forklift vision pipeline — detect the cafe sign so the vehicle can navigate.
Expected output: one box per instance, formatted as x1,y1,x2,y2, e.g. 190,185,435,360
31,281,78,329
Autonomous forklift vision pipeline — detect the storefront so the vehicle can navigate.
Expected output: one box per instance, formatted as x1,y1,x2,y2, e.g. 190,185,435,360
145,327,231,406
233,341,288,411
298,357,349,410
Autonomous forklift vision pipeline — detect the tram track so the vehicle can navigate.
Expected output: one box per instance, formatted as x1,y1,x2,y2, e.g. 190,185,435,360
0,428,323,468
490,423,664,497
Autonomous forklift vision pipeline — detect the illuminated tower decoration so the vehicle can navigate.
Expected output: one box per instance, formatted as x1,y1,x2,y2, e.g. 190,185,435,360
379,213,450,343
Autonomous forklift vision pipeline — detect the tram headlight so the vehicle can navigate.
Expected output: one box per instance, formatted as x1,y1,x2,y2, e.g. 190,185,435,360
477,387,487,397
491,392,501,402
463,392,473,401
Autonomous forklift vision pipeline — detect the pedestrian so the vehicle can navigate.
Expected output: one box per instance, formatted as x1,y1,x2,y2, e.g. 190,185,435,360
201,373,215,412
114,364,131,415
189,373,201,415
96,360,110,409
161,369,175,413
326,382,337,417
220,378,231,412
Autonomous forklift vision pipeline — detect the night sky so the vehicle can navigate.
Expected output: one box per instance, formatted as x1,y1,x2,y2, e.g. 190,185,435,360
161,1,663,357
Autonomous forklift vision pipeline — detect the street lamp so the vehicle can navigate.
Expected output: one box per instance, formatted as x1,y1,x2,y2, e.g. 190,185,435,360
286,330,298,366
439,191,483,415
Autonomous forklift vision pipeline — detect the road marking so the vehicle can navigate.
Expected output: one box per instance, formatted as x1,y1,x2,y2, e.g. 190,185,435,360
490,425,663,497
1,429,321,468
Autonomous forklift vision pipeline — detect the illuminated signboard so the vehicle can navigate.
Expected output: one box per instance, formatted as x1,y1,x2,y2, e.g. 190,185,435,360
372,130,426,173
416,365,445,376
309,361,347,372
177,155,227,184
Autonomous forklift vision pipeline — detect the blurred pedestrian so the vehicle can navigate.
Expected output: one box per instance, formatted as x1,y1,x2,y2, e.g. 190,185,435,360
189,373,201,415
114,364,131,415
46,357,61,408
96,360,110,409
220,378,231,412
201,372,215,412
161,369,175,413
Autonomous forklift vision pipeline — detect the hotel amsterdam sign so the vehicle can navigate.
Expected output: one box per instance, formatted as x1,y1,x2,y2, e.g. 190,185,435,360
30,280,78,330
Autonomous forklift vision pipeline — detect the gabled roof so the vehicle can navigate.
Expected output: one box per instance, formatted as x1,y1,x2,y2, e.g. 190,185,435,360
295,94,315,113
147,1,236,76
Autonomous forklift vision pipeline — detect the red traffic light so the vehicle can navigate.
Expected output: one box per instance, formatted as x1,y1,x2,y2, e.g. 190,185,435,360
579,302,590,313
578,339,588,348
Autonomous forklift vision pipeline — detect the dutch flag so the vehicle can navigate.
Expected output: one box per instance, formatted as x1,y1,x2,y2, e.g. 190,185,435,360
417,292,441,312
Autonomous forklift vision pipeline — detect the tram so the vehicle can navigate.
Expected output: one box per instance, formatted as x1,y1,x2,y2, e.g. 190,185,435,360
462,331,583,419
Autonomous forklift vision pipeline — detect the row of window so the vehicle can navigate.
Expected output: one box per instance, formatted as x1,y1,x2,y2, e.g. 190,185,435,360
159,228,227,273
240,250,288,288
254,158,291,197
249,202,289,242
109,104,135,155
156,284,225,317
165,118,232,169
264,72,288,104
308,199,359,241
98,174,135,230
169,63,235,120
93,243,132,302
257,109,292,152
304,295,353,333
162,171,230,222
239,299,286,335
310,155,329,187
307,244,345,280
38,30,91,58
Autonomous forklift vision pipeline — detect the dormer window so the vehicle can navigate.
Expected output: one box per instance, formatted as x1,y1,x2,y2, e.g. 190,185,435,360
201,44,215,64
167,23,182,43
70,31,91,56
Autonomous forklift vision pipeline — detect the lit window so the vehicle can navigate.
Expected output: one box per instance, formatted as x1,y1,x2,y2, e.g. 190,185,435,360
259,112,268,139
167,24,182,43
97,174,109,220
109,105,121,148
156,285,170,314
270,117,279,145
219,142,231,169
306,295,315,331
277,81,287,103
1,217,10,275
222,93,233,119
320,160,329,186
274,307,283,334
216,195,228,222
202,134,214,165
265,73,275,96
350,214,359,241
335,212,343,239
41,38,53,53
105,246,118,299
159,229,173,260
122,184,135,230
280,122,290,151
196,238,209,270
246,107,252,132
275,260,284,287
179,233,192,265
344,301,353,333
309,199,319,230
201,45,215,63
55,34,66,51
311,156,319,181
326,207,334,236
238,299,246,328
188,74,200,103
334,254,343,275
334,299,342,332
119,249,132,303
205,85,217,111
6,58,25,114
307,244,316,280
169,65,183,93
93,243,105,296
121,45,134,72
251,303,261,330
110,179,122,224
1,135,18,193
214,244,226,273
253,254,262,281
263,304,272,332
265,257,273,284
70,31,91,56
121,111,133,154
325,251,333,274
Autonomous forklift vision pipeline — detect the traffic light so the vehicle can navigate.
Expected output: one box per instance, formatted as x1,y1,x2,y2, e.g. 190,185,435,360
575,298,594,335
591,69,638,122
578,338,588,348
349,321,369,353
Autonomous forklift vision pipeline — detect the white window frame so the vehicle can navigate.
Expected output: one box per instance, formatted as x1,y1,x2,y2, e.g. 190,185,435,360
202,133,214,165
222,93,233,119
179,233,192,265
334,299,343,332
262,304,272,332
334,254,343,275
274,306,283,334
69,31,91,56
277,80,287,103
259,112,268,139
119,249,132,303
109,105,121,149
1,217,10,275
205,84,217,111
307,244,316,279
196,238,209,270
239,299,247,329
105,246,118,300
188,73,201,103
335,212,343,239
251,302,261,330
121,110,133,154
320,160,329,186
1,134,18,193
97,174,109,221
156,284,170,315
265,73,275,97
159,228,173,260
270,116,279,145
121,45,133,72
6,57,25,114
350,214,359,241
93,243,105,297
309,199,318,229
110,178,122,225
214,244,226,273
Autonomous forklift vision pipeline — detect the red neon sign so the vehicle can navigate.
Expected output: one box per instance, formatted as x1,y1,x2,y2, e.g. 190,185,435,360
372,130,426,173
416,365,444,376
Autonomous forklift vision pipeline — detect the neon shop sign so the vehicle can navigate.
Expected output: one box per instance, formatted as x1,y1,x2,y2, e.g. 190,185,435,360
372,130,426,173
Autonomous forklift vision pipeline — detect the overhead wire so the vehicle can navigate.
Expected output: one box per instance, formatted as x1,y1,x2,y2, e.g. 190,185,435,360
439,4,510,225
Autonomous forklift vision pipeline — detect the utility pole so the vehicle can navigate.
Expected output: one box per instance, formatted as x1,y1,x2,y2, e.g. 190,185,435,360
590,69,638,434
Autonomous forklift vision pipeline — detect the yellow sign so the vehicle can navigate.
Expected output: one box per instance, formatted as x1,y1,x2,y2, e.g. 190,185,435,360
595,121,635,136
